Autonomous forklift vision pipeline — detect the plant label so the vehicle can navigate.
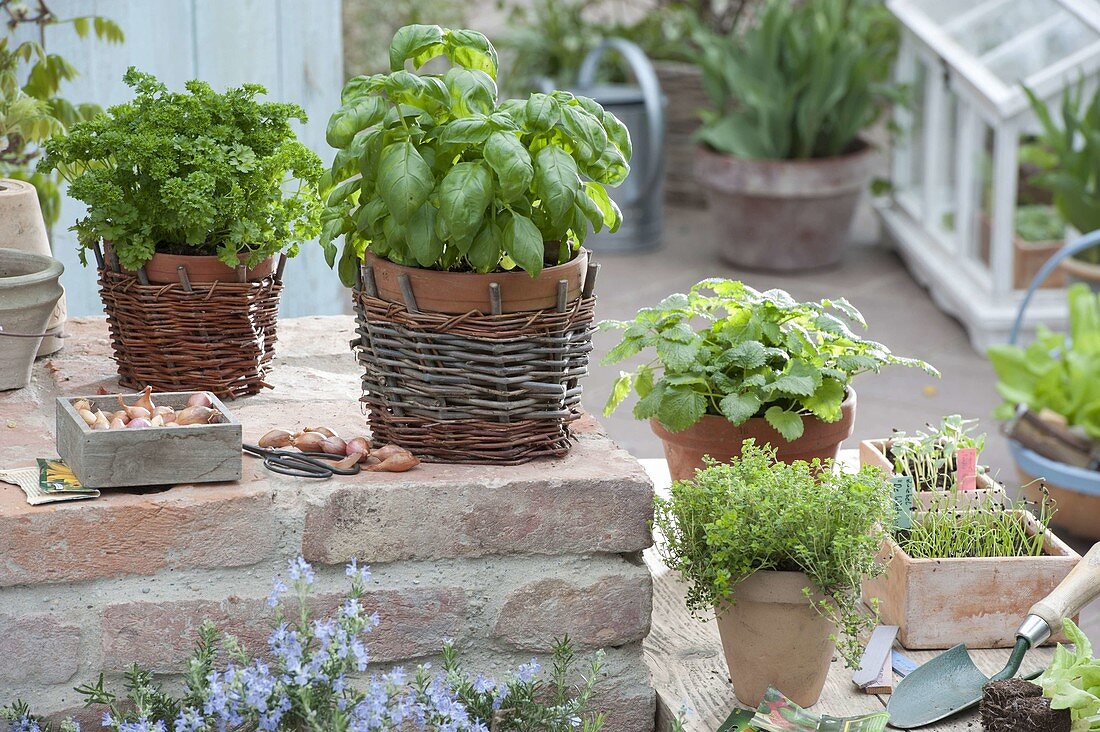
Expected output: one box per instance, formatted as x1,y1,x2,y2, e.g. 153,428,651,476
890,476,913,530
956,447,978,491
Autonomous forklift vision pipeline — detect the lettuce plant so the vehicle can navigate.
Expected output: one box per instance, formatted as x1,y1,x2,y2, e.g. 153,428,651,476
1039,619,1100,729
38,68,323,270
602,279,936,439
989,284,1100,439
319,24,630,286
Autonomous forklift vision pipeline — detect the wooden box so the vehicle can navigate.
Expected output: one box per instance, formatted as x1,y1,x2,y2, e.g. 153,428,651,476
859,438,1006,508
56,391,242,489
862,511,1079,649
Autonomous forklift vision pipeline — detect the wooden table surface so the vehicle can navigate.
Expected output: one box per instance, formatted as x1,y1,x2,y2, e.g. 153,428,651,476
639,457,1057,731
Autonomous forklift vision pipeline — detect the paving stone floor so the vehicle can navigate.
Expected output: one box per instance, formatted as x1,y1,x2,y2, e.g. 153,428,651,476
580,200,1100,639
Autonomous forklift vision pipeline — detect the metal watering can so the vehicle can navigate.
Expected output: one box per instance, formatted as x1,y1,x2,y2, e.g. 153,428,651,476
556,39,666,252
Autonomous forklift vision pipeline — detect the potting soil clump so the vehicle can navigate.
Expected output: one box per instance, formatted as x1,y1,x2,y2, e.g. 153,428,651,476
980,679,1069,732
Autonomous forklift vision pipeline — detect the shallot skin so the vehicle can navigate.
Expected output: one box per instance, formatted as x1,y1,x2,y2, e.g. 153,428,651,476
187,392,214,408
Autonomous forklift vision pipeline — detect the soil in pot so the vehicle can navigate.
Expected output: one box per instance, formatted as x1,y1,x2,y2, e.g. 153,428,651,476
364,249,589,315
694,141,875,271
715,570,836,708
652,389,856,481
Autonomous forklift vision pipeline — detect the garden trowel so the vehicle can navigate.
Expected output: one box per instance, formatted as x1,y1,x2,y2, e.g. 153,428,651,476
887,542,1100,728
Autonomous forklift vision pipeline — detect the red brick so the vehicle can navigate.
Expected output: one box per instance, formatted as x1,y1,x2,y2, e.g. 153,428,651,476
0,612,82,684
0,481,278,587
102,585,468,671
494,567,653,651
301,427,654,564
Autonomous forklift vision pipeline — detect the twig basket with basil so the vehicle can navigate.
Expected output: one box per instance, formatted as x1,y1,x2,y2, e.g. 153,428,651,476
602,279,936,478
320,25,630,463
38,69,322,398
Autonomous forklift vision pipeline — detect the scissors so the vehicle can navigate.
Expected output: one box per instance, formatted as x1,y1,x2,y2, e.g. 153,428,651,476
242,444,361,478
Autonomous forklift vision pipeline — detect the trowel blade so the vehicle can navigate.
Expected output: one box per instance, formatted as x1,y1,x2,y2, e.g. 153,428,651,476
886,644,990,728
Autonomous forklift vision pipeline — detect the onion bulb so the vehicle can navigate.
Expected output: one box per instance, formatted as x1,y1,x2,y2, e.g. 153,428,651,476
109,417,127,430
346,437,371,459
259,429,294,449
92,411,110,430
127,418,152,429
366,451,419,472
73,399,91,412
187,392,213,408
153,406,176,422
78,408,97,426
117,394,151,421
333,452,364,470
321,436,347,455
134,386,156,415
175,405,220,426
292,431,329,452
303,426,337,438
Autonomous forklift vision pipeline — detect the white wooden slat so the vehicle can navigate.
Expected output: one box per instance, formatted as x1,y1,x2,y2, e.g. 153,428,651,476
16,0,345,317
989,122,1020,296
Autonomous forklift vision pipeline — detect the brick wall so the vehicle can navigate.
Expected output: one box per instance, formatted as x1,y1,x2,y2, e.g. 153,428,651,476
0,317,657,730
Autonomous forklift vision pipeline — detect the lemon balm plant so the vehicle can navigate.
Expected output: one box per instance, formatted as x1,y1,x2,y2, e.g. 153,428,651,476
325,25,631,464
602,279,936,478
319,24,630,286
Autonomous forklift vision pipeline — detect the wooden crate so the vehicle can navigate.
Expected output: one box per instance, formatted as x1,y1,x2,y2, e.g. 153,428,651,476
56,391,241,489
863,511,1079,649
859,438,1006,507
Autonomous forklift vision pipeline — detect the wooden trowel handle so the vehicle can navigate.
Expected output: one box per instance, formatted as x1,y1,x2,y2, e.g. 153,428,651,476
1028,543,1100,633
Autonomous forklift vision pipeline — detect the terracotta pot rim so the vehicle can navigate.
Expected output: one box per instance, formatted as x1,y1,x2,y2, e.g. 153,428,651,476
650,387,856,440
362,249,587,282
696,136,875,169
0,247,64,288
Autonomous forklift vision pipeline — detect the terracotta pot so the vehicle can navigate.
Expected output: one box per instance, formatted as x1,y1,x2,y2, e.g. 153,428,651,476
0,179,66,356
694,141,875,271
0,248,64,390
715,570,836,708
364,249,590,314
651,389,857,481
140,252,275,284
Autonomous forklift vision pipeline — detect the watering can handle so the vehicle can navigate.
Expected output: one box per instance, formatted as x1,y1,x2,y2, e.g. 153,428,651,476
1024,542,1100,641
576,38,665,199
1009,230,1100,346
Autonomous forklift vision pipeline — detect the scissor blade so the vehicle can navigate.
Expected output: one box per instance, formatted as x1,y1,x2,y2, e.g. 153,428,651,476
887,645,990,728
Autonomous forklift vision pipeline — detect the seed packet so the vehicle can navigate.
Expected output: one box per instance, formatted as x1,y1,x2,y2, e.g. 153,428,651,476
0,461,99,505
750,687,889,732
38,458,95,493
716,708,756,731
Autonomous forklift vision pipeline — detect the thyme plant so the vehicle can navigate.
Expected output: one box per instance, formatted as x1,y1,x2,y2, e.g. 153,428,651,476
654,440,892,666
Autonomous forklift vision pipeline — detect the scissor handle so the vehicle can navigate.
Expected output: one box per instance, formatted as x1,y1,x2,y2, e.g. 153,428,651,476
242,445,361,477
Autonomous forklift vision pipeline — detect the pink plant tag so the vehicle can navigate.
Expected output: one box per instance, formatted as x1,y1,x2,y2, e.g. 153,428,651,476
956,447,978,491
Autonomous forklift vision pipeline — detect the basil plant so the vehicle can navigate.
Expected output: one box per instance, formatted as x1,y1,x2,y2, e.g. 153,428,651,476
320,24,631,286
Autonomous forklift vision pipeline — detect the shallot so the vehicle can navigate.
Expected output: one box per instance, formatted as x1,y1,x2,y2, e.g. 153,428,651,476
92,411,110,430
259,429,294,449
345,437,371,460
303,426,337,438
150,414,165,427
187,392,213,408
73,399,91,412
78,408,97,426
127,418,152,429
175,405,220,426
321,436,347,455
366,450,420,473
133,386,156,415
292,431,328,452
109,416,127,430
153,406,176,422
333,452,364,470
117,394,151,421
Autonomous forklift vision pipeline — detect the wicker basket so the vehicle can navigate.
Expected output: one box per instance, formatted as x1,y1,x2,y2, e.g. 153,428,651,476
352,261,599,464
97,265,283,399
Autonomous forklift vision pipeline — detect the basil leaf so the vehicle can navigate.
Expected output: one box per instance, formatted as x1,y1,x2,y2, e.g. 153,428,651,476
467,223,502,273
483,131,533,202
504,211,544,277
438,161,493,249
378,141,434,225
326,97,385,149
534,146,579,228
389,24,445,71
444,29,498,79
525,93,560,132
444,67,496,117
438,115,494,146
406,203,442,267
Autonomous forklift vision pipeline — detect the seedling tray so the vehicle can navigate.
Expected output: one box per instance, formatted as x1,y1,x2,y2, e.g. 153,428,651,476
860,438,1006,507
56,391,242,489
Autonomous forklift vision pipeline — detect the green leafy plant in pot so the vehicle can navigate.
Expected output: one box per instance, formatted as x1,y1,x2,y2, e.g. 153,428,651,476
692,0,901,270
39,68,323,282
319,25,630,462
602,279,936,479
1024,81,1100,288
38,69,322,398
989,283,1100,539
654,440,892,707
